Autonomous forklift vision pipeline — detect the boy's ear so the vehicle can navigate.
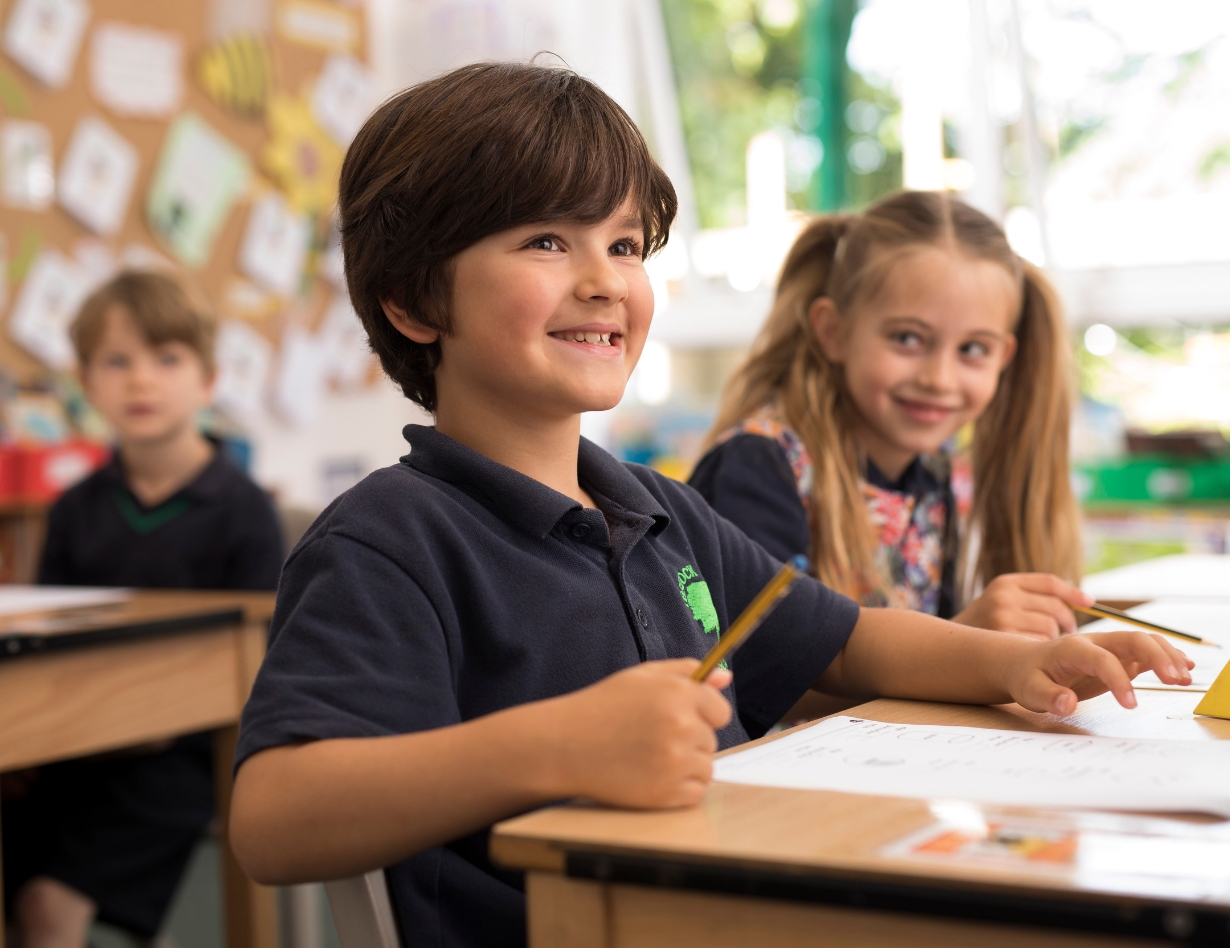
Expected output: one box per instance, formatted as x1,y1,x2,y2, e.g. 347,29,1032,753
808,297,845,363
381,298,440,345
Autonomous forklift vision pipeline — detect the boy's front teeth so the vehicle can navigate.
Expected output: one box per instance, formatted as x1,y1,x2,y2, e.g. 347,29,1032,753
555,332,613,346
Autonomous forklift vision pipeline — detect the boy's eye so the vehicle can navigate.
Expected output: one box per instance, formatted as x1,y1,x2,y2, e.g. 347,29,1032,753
610,238,643,258
525,235,562,252
158,350,182,367
103,353,129,370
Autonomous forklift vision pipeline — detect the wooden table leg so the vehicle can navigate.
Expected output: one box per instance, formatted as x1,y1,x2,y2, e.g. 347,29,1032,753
215,726,277,948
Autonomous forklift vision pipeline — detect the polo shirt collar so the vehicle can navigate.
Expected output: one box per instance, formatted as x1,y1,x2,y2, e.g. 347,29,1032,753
401,425,670,539
99,437,234,504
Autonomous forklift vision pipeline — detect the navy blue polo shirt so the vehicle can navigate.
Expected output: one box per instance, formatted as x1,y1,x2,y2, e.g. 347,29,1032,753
236,425,859,948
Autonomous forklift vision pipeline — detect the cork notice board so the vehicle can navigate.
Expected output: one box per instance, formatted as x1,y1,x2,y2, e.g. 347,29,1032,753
0,0,374,413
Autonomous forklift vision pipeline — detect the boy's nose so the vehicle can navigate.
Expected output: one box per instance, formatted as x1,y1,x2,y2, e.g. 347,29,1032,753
575,257,628,303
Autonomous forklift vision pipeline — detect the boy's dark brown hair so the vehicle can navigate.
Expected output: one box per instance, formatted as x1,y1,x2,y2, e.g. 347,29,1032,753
339,60,678,411
72,270,217,374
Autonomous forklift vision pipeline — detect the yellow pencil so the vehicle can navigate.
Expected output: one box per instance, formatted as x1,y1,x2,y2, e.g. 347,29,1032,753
1073,602,1217,648
692,555,809,681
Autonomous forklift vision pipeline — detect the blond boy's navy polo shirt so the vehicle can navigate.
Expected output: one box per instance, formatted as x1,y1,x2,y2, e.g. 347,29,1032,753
236,424,859,948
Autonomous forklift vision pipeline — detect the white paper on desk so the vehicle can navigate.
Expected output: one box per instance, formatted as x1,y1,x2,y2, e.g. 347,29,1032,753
8,250,88,368
0,585,130,617
89,22,184,118
713,716,1230,817
1,120,55,209
273,325,328,427
311,55,379,146
1079,599,1230,691
213,319,272,421
239,191,310,297
3,0,90,88
1083,554,1230,602
58,116,139,235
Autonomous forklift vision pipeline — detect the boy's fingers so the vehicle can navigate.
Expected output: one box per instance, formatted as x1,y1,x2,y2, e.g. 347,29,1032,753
1071,640,1137,708
1094,632,1192,684
703,667,733,690
696,684,733,729
1018,669,1078,716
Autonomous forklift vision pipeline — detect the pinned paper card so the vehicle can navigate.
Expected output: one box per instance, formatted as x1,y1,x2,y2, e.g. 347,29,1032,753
319,294,372,389
57,116,139,235
89,22,184,118
221,277,280,323
263,94,343,213
147,113,251,268
213,319,272,420
8,250,87,368
273,325,328,427
197,32,273,117
311,55,378,146
238,190,310,297
3,0,90,88
1,120,55,209
275,0,359,53
1195,663,1230,721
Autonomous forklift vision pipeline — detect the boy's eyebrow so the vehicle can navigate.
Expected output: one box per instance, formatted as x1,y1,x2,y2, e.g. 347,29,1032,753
618,213,643,230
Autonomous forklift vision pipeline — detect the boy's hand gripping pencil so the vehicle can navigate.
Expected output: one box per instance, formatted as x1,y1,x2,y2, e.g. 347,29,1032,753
692,555,810,681
1071,602,1218,648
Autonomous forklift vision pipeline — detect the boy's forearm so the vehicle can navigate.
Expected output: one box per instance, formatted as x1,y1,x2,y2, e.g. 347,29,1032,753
230,699,567,884
815,608,1033,705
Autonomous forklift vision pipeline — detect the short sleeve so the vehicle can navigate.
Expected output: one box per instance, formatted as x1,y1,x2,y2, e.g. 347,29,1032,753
689,435,811,564
700,501,860,738
235,531,459,770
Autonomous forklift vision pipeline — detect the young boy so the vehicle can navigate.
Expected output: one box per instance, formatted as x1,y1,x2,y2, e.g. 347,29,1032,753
2,271,283,947
230,62,1192,947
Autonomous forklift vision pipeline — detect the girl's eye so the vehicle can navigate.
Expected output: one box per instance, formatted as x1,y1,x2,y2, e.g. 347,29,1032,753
961,341,991,359
891,331,924,348
610,238,643,258
526,235,562,252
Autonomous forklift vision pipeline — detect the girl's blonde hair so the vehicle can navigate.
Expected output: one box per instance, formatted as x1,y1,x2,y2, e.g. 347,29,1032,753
708,190,1080,603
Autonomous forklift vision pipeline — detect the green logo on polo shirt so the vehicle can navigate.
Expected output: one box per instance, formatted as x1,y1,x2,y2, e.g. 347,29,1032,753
677,564,719,637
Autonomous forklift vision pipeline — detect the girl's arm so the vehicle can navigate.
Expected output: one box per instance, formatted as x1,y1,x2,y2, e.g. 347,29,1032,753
954,573,1094,639
230,661,731,884
816,608,1193,715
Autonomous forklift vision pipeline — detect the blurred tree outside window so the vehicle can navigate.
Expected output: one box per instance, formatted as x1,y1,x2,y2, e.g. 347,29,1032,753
660,0,904,228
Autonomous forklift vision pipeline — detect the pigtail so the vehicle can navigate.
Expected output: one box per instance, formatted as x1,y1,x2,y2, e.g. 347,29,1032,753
707,214,880,599
968,261,1082,586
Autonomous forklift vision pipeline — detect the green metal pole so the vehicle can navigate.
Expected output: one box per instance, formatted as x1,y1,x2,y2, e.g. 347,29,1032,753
803,0,856,211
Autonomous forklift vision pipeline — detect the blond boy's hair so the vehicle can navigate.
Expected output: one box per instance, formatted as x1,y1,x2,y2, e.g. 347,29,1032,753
72,270,217,374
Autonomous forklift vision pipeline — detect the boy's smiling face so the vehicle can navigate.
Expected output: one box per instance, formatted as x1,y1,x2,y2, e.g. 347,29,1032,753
384,201,653,422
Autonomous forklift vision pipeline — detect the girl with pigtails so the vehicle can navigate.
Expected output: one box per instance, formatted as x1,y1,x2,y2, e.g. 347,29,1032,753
691,190,1091,639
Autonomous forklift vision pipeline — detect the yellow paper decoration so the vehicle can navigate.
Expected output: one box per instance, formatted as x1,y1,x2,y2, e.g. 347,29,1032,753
1194,661,1230,720
198,33,274,117
262,94,343,214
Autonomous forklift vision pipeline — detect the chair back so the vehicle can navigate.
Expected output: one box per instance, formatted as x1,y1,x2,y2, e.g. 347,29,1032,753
324,870,401,948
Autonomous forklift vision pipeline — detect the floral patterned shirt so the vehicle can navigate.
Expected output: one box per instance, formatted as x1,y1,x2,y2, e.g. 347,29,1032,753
691,407,973,617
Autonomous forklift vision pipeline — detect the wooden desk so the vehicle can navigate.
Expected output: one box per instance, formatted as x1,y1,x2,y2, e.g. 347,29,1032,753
0,590,278,948
493,688,1230,948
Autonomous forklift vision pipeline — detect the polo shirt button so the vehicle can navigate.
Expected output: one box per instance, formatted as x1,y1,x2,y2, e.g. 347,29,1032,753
571,523,590,539
637,608,649,627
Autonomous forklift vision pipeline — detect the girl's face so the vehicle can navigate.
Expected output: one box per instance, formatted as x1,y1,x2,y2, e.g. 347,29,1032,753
813,247,1019,480
385,199,653,425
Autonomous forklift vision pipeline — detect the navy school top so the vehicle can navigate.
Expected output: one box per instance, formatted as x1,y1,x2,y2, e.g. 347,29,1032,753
39,442,284,590
236,424,860,948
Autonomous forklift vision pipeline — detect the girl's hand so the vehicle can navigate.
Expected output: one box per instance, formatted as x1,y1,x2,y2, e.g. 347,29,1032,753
955,573,1093,640
1005,631,1194,716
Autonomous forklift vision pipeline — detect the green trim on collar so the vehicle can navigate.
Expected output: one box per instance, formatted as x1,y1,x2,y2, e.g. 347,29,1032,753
114,488,194,535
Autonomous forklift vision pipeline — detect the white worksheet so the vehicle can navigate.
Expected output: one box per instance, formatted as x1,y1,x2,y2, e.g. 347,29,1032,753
89,22,184,118
7,249,88,368
57,115,139,234
238,191,310,297
714,716,1230,817
0,585,129,617
1080,599,1230,691
1083,555,1230,602
3,0,90,88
